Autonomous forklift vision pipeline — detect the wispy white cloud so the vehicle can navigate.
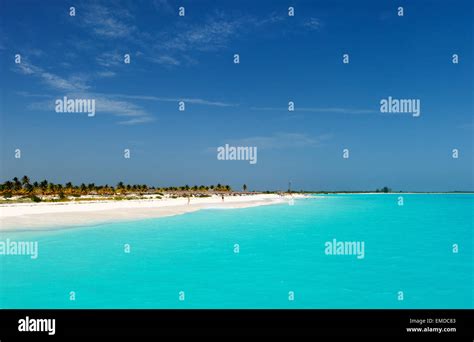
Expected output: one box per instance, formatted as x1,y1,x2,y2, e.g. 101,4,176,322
303,17,323,31
16,91,53,98
251,107,377,114
225,133,332,150
149,55,181,66
298,107,377,114
163,16,244,52
96,51,124,67
93,96,150,119
25,93,155,125
15,54,235,125
159,11,286,54
81,3,136,39
74,4,320,69
15,61,154,125
180,97,235,107
22,48,45,57
117,116,156,125
96,70,117,78
254,13,285,27
106,94,237,107
15,61,89,92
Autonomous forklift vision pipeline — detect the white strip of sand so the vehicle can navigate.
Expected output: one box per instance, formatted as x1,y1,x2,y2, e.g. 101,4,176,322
0,194,305,231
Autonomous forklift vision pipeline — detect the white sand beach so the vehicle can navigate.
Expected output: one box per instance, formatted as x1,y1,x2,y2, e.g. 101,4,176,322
0,194,306,231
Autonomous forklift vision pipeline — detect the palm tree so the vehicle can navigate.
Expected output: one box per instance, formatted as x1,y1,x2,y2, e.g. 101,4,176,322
4,181,13,191
39,180,48,194
2,177,253,200
21,175,33,194
62,182,72,195
47,182,55,195
87,183,95,192
13,177,21,192
24,183,34,194
21,175,30,187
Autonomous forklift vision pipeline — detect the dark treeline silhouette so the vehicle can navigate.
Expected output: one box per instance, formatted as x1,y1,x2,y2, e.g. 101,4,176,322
0,176,233,199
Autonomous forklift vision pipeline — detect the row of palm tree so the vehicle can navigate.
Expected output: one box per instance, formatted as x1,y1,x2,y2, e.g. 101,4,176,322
0,176,234,198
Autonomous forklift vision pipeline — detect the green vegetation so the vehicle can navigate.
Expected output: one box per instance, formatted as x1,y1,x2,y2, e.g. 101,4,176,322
30,195,42,202
0,176,234,202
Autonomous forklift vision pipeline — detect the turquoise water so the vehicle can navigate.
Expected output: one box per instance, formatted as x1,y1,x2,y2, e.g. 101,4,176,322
0,194,472,308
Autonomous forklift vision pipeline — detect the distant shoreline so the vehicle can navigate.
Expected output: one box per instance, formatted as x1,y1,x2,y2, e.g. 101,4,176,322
1,191,471,206
1,192,471,232
0,193,308,231
307,192,474,194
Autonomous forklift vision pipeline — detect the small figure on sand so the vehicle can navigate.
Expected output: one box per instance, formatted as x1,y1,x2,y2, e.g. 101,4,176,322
187,196,190,205
221,194,224,202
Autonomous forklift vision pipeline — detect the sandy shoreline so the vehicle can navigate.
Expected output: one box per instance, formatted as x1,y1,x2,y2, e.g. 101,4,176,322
0,194,306,231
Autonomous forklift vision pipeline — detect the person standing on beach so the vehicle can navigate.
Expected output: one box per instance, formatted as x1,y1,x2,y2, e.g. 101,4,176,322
221,194,224,202
187,196,190,205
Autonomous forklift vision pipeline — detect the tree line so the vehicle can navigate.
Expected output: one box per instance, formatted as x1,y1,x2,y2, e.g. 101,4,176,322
0,176,235,198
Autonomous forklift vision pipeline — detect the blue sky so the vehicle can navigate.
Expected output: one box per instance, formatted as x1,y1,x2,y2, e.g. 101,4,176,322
0,0,472,191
